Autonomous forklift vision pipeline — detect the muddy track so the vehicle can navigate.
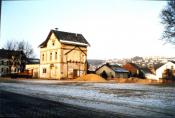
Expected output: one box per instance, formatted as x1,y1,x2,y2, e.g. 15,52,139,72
0,90,135,118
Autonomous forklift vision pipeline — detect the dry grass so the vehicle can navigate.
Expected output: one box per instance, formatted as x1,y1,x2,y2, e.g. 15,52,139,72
110,77,175,84
1,76,174,85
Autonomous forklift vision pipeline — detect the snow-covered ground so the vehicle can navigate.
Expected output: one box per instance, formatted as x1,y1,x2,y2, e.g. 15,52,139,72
0,79,175,118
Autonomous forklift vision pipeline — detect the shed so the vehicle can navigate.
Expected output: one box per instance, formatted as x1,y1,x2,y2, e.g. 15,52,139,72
96,63,129,79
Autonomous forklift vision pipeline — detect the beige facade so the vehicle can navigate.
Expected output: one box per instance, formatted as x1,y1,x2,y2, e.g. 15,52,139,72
96,66,115,78
39,30,89,79
26,64,40,78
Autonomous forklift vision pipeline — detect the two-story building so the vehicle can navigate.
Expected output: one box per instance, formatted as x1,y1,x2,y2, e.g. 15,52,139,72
0,49,26,76
37,29,90,79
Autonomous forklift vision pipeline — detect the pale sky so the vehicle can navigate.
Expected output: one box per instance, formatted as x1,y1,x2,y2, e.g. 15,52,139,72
1,0,174,59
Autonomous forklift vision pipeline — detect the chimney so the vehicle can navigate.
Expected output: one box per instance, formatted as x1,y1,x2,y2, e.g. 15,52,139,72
55,28,58,31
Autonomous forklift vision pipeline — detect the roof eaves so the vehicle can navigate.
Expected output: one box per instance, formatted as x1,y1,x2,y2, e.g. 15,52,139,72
60,40,89,46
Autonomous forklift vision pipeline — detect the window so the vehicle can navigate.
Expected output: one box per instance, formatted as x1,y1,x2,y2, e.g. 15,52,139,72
1,68,3,72
6,68,8,73
55,52,57,60
171,66,174,70
1,61,4,65
42,54,44,61
52,40,55,46
50,53,52,61
43,68,46,73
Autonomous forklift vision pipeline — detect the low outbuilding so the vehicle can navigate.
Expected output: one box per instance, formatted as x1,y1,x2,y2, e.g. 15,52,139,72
96,63,129,79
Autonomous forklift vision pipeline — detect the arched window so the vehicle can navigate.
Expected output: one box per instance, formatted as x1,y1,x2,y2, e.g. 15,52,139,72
6,68,8,73
52,40,55,46
50,53,52,61
1,60,4,65
55,52,57,60
43,68,47,73
1,68,4,72
42,54,44,61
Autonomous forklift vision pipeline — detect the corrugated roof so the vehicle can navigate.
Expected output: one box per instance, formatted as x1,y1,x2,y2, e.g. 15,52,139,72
96,63,129,73
113,68,129,73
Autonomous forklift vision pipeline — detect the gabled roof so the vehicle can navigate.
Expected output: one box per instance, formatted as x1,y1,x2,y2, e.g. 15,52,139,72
128,62,140,69
140,67,153,74
0,49,26,59
154,63,164,70
96,63,129,73
105,63,121,70
39,29,90,48
123,62,141,71
169,60,175,64
65,46,87,56
155,61,175,70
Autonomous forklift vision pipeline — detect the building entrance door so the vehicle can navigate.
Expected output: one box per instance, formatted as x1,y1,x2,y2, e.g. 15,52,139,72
50,64,56,79
50,68,56,79
73,69,78,78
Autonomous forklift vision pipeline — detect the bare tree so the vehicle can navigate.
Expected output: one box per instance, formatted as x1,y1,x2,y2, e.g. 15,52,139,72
16,40,34,58
4,40,34,58
160,1,175,44
4,40,17,50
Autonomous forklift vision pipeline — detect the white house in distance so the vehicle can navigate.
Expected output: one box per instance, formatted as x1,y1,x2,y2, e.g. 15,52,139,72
156,61,175,79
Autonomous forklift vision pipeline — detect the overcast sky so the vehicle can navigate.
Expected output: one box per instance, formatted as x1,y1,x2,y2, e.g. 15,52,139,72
1,0,174,59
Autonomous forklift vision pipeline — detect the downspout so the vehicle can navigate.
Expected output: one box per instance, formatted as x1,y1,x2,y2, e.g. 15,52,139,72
79,50,81,77
66,55,68,78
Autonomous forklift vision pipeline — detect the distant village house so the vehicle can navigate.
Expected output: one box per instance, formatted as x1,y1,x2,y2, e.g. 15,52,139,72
0,49,26,76
156,61,175,80
122,63,143,78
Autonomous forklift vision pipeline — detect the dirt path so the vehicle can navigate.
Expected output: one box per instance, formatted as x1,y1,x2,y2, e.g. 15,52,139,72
0,90,132,118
